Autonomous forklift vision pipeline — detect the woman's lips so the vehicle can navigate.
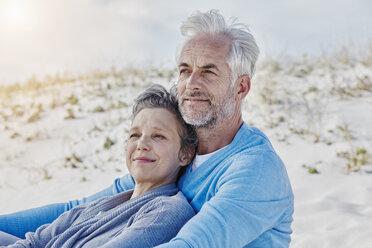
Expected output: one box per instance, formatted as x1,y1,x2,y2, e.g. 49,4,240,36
133,157,155,163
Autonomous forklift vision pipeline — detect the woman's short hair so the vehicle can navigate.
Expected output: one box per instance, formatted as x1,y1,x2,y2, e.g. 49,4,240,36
177,9,259,84
132,84,198,156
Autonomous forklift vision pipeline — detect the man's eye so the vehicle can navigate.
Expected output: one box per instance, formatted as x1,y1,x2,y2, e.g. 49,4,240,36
180,69,191,74
203,70,215,75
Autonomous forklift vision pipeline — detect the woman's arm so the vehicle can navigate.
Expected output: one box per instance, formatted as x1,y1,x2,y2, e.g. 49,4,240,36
0,174,135,238
100,193,194,248
7,204,89,248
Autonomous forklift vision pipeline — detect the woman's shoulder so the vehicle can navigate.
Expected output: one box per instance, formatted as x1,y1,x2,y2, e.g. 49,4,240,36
145,191,194,232
159,191,192,208
148,191,195,218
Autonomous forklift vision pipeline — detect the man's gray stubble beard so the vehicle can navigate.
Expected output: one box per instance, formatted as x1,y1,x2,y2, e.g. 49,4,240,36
179,88,235,129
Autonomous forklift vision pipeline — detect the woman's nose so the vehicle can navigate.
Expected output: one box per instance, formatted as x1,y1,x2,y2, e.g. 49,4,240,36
136,136,150,151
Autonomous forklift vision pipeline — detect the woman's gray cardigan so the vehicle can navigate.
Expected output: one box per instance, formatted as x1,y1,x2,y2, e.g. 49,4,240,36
9,184,194,248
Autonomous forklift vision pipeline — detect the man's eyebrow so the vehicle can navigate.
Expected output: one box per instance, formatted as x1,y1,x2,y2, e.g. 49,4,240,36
201,64,219,71
178,63,219,71
178,62,189,68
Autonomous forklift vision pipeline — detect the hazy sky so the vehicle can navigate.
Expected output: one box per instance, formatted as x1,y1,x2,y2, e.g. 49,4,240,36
1,0,371,85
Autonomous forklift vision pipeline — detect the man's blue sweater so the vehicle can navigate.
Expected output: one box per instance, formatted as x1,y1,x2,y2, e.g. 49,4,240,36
0,123,294,247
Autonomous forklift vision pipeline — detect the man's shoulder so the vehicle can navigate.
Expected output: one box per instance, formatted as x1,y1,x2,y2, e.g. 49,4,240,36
196,123,282,173
236,123,271,144
219,124,286,174
225,123,276,158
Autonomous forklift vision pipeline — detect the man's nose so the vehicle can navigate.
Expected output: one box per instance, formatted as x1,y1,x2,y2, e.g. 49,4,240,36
186,71,202,90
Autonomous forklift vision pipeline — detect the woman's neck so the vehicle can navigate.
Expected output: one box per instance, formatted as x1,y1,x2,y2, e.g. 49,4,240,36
130,182,174,199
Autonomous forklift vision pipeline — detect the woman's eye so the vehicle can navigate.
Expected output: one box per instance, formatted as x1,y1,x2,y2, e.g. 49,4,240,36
129,133,140,139
153,134,165,140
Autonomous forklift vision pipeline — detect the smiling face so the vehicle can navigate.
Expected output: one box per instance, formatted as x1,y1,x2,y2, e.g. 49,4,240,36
126,108,189,190
177,34,236,128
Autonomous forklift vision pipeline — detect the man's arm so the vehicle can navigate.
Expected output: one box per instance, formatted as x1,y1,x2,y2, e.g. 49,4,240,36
0,174,135,238
157,152,294,247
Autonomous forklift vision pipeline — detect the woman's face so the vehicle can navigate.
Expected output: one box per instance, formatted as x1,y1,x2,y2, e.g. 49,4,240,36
126,108,189,189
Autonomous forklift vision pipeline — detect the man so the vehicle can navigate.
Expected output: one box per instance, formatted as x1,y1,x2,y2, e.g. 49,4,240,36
0,10,293,247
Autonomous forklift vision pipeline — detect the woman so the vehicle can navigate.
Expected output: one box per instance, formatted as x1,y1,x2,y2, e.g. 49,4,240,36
1,84,197,247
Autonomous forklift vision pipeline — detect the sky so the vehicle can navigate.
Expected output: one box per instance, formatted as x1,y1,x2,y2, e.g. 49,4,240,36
0,0,372,85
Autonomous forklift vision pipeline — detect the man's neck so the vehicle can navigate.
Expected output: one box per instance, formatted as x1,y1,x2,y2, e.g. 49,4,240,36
196,113,243,155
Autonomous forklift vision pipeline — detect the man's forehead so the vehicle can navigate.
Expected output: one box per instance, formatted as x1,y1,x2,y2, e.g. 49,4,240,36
186,33,230,46
179,35,230,66
178,53,228,70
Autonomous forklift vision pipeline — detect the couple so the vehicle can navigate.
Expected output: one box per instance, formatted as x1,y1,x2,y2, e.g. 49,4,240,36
0,10,294,247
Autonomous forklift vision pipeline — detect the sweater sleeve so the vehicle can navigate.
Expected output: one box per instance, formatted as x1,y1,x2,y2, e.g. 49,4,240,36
7,205,87,248
156,152,294,248
0,174,135,239
101,193,195,248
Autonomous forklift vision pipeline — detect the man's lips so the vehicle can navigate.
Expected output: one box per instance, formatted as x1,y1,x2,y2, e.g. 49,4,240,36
133,157,156,163
183,97,210,103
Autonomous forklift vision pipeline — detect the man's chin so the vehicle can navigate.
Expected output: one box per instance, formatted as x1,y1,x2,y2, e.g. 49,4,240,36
182,112,216,128
183,100,210,109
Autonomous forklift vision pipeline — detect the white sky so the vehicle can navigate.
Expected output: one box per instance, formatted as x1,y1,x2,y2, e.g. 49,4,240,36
1,0,371,85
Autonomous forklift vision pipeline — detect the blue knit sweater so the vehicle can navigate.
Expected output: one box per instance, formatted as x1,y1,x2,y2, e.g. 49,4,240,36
0,123,294,247
6,184,194,248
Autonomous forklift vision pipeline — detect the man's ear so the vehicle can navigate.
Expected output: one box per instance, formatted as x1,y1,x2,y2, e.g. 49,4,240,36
235,75,251,101
179,147,195,166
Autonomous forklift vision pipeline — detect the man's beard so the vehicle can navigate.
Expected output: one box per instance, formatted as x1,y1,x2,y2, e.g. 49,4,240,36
179,88,235,129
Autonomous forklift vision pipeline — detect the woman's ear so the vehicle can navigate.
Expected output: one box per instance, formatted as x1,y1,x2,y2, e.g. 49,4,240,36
179,146,195,166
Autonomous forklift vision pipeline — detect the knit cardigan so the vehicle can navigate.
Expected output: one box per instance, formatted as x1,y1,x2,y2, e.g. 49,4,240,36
7,184,194,248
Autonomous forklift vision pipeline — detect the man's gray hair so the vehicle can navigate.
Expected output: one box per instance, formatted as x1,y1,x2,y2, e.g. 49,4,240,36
132,84,198,154
178,9,260,83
